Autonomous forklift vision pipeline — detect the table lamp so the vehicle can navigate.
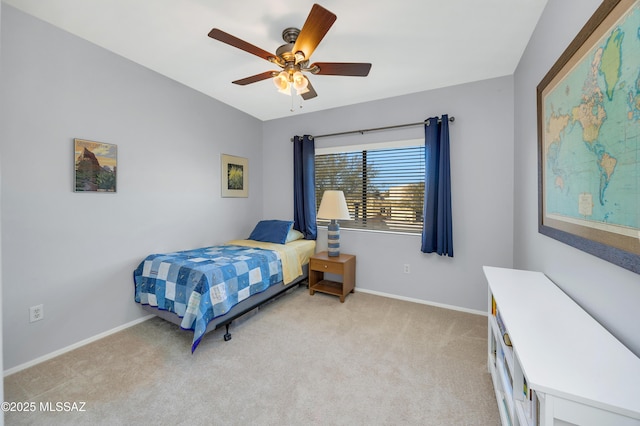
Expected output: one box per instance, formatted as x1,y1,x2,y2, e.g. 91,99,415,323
317,190,351,257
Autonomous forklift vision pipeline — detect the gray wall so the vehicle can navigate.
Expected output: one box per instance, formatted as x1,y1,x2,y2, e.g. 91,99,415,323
514,0,640,356
262,76,516,314
1,6,264,370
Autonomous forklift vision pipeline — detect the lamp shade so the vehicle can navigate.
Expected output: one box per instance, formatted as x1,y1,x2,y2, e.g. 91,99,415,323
317,190,351,220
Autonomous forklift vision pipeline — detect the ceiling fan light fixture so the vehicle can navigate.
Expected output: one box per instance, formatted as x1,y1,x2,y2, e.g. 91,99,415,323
294,51,306,64
292,71,309,95
273,71,291,95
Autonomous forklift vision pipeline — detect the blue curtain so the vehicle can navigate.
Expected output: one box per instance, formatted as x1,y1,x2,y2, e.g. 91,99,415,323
421,115,453,256
293,135,317,240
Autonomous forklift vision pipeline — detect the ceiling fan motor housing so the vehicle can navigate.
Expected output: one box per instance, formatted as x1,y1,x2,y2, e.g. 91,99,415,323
276,43,296,62
281,27,300,43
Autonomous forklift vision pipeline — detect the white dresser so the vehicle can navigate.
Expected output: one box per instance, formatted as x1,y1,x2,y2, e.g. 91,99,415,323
484,266,640,426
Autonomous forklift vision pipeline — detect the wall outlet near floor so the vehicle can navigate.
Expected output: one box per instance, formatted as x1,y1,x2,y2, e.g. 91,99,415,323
403,264,410,274
29,304,44,323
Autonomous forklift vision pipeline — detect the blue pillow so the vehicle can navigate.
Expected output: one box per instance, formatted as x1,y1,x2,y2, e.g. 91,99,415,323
248,220,294,244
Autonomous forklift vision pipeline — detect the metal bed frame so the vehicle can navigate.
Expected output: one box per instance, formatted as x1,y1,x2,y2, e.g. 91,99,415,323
141,264,308,342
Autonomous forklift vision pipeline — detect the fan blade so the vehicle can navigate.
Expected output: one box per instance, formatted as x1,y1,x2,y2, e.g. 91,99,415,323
292,4,337,63
301,80,318,100
208,28,275,62
232,71,277,86
311,62,372,76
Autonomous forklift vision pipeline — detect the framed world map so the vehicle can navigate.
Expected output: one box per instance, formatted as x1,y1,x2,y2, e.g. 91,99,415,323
537,0,640,274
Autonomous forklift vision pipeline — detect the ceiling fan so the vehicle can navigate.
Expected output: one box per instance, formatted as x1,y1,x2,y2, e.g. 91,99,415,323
208,3,372,100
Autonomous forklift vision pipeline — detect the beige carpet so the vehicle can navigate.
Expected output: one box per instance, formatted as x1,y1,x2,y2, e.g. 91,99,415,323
5,285,500,425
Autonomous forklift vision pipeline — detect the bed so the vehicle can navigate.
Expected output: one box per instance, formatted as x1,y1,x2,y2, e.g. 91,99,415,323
133,220,316,351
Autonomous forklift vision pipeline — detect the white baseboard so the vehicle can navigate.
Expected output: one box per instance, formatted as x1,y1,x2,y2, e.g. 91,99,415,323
4,315,155,377
356,288,487,317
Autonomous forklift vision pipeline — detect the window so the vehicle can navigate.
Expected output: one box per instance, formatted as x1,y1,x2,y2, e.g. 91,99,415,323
315,140,425,234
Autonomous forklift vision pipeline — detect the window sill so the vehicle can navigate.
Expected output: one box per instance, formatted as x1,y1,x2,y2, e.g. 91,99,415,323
317,225,422,237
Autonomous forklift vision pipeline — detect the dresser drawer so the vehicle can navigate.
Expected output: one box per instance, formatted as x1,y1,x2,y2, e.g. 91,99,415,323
310,258,343,274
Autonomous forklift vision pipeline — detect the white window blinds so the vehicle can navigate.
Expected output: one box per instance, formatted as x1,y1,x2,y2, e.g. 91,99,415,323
315,144,425,234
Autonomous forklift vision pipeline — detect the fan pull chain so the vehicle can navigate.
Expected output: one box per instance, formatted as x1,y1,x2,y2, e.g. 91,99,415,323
289,95,304,113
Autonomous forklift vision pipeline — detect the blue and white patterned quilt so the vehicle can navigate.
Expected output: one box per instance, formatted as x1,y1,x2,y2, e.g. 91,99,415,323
134,244,283,352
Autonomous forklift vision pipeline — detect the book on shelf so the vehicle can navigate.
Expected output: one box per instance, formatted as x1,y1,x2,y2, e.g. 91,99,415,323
521,389,539,426
498,356,513,398
504,361,513,390
490,335,497,367
521,380,538,426
495,310,512,346
501,395,513,426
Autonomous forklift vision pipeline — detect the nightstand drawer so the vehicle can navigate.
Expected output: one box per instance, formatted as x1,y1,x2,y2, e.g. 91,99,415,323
310,258,343,274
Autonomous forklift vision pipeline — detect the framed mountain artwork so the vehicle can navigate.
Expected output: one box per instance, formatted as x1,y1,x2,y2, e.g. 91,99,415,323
74,139,117,193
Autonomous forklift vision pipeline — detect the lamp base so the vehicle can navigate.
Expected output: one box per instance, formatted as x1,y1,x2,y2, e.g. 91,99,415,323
327,220,340,257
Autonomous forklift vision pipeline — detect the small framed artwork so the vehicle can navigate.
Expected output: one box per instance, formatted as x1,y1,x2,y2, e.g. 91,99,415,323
74,139,117,192
221,154,248,198
537,0,640,274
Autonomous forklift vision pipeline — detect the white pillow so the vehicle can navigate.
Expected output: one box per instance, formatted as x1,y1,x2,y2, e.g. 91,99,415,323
285,229,305,243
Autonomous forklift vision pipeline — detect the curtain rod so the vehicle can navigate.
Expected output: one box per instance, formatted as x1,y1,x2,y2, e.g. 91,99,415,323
290,116,454,142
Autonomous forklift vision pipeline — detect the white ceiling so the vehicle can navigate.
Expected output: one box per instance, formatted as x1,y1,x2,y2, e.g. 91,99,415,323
3,0,548,121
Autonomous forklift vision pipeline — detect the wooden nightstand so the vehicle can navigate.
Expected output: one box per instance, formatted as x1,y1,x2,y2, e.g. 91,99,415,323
308,251,356,303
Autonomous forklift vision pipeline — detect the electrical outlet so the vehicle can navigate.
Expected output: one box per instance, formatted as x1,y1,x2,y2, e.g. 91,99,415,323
29,304,44,323
403,264,410,274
